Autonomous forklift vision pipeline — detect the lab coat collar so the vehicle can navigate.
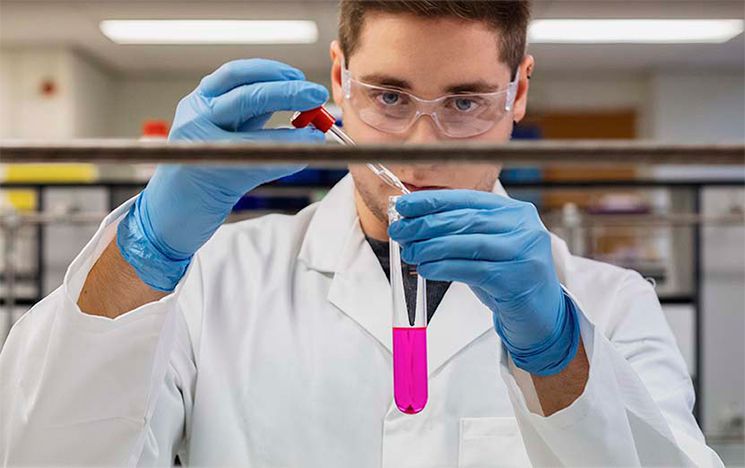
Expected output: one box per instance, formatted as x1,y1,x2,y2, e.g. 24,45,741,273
297,174,358,274
297,174,571,374
298,174,395,353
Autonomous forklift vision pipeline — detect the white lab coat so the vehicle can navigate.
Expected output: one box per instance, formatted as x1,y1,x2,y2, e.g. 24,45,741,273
0,175,722,467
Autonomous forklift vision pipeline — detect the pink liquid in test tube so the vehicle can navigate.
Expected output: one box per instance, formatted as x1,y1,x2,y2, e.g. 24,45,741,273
392,327,428,414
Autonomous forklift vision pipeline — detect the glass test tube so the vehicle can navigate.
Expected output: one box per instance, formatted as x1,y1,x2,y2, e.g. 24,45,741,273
388,196,428,415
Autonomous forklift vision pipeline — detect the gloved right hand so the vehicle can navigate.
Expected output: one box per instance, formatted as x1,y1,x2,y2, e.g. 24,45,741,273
117,59,328,292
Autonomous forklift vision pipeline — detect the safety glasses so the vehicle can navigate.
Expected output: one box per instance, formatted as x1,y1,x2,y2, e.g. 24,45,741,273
341,65,519,138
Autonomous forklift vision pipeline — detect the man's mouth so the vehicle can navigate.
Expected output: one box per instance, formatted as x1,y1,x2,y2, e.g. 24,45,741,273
402,182,446,192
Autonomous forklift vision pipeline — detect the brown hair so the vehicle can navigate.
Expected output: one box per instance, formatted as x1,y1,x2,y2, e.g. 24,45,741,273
338,0,531,74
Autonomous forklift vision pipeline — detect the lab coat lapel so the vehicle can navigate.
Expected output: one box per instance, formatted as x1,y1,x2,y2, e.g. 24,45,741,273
298,175,394,353
426,281,496,376
326,233,393,352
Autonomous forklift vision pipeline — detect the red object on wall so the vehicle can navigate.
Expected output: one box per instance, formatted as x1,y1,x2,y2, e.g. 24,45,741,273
142,120,170,138
40,79,56,97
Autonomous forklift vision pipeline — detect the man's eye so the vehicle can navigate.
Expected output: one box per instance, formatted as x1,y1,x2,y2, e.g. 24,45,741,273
375,92,402,106
452,98,477,112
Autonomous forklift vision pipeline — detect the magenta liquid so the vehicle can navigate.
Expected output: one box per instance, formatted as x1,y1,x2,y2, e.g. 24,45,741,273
392,327,428,414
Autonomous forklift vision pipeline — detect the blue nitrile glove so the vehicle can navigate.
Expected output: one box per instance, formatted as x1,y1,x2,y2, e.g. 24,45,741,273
388,190,580,376
117,59,328,292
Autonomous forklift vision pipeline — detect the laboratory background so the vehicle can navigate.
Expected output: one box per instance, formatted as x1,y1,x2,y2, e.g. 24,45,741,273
0,0,743,465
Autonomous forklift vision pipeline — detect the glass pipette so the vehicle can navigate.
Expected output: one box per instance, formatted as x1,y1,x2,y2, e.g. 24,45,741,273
290,107,410,195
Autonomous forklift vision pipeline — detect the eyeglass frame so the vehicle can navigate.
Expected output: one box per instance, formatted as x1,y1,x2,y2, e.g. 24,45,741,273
339,56,520,138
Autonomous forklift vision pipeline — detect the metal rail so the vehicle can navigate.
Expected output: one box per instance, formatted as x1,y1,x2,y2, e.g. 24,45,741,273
2,210,743,228
1,140,743,165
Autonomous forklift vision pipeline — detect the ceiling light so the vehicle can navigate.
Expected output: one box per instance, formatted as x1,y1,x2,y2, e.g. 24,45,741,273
99,20,318,45
529,19,744,44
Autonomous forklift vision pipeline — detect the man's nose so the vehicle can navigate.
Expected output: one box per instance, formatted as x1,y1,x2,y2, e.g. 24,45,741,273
405,115,443,143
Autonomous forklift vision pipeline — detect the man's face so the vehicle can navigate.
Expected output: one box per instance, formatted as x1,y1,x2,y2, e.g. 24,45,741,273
330,12,532,223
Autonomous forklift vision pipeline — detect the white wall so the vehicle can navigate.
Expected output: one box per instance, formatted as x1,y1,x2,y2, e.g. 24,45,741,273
111,76,198,138
528,71,653,137
0,49,75,139
530,68,745,143
649,70,745,143
0,51,17,138
0,48,112,139
68,53,113,138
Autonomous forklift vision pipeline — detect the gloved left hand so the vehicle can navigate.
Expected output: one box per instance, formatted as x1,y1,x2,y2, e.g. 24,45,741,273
388,189,580,376
117,59,328,292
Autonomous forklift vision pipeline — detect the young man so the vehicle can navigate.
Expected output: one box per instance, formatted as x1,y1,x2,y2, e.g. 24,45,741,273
0,1,722,466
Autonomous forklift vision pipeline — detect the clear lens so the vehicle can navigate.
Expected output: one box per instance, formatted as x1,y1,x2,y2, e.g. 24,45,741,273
350,81,416,133
438,93,506,137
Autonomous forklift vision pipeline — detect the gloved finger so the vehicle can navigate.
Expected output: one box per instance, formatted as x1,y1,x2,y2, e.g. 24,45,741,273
388,207,522,242
396,189,521,217
233,127,326,143
400,232,530,265
208,80,329,129
198,59,305,97
237,112,272,132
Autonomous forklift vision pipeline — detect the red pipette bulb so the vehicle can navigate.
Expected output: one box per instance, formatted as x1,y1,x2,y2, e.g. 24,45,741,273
291,106,355,146
291,106,336,133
